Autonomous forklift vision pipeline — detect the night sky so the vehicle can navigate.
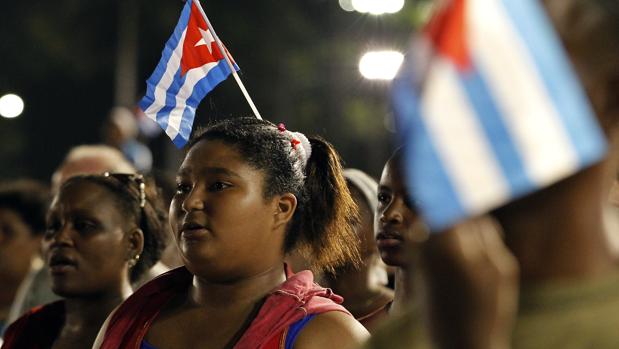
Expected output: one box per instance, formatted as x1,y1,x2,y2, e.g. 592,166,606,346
0,0,422,183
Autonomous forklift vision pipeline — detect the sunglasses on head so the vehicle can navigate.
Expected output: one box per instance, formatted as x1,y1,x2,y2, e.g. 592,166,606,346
102,172,146,208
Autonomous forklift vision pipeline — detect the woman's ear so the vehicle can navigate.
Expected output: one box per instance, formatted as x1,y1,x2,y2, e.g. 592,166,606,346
126,228,145,261
273,193,298,230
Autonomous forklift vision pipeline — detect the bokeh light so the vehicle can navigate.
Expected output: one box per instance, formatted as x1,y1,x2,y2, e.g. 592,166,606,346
338,0,355,12
359,50,404,80
0,94,24,119
351,0,405,15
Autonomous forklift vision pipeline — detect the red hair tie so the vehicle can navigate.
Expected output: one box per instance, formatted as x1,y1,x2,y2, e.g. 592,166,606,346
290,138,301,150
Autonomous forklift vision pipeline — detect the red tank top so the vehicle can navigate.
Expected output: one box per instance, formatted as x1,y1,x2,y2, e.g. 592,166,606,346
99,266,350,349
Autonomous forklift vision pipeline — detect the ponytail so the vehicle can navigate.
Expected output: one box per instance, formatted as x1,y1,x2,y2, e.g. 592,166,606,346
191,118,361,273
287,137,361,273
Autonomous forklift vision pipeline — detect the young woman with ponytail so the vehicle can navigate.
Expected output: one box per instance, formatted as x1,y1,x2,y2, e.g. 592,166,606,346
94,117,369,349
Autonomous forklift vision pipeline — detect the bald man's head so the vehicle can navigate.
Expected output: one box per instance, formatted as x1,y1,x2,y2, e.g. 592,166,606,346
51,145,136,194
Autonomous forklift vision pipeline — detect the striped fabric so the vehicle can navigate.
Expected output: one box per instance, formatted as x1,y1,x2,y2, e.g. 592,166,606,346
139,0,238,148
391,0,606,231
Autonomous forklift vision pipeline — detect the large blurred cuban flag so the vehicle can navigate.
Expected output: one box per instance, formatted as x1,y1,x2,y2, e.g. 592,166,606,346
391,0,607,231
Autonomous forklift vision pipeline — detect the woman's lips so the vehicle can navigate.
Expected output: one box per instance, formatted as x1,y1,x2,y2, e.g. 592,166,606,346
50,264,77,273
376,231,404,249
48,254,77,273
180,221,209,241
181,227,209,241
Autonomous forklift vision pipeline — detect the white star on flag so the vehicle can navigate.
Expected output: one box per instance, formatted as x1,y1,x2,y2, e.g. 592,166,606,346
195,27,215,54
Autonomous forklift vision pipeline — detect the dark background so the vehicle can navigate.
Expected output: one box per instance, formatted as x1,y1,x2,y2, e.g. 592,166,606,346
0,0,426,182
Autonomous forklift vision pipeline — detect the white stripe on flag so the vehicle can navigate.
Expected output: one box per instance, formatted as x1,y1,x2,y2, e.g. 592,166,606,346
468,0,579,186
144,29,188,118
164,61,219,140
421,59,510,212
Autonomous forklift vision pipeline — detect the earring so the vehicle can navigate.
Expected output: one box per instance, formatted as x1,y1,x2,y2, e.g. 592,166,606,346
127,254,141,268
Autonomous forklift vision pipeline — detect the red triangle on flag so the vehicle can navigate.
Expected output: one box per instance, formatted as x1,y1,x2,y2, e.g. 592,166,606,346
180,2,225,76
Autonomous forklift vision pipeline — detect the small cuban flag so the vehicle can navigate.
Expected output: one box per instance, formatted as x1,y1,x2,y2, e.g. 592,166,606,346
392,0,607,231
139,0,239,148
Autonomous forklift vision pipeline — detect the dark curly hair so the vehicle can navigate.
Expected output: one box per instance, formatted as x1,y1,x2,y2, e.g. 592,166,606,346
60,174,168,282
187,117,361,273
0,180,50,236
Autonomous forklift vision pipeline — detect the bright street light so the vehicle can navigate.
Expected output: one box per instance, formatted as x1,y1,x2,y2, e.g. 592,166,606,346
359,50,404,80
338,0,355,12
0,94,24,119
351,0,405,15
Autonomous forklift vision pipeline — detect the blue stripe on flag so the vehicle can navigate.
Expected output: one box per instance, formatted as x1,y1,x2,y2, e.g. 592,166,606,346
184,59,233,112
172,133,188,148
392,74,467,231
139,1,192,112
458,65,534,196
173,59,234,147
155,66,187,132
499,0,606,166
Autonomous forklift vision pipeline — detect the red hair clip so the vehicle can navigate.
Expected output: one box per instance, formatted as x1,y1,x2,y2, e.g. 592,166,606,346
291,138,301,150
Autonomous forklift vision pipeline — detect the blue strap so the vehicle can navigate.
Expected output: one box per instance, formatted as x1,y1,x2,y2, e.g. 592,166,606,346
139,314,317,349
140,339,159,349
285,314,317,349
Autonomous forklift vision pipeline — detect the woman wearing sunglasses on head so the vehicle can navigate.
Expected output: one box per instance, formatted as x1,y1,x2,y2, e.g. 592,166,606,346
1,173,168,349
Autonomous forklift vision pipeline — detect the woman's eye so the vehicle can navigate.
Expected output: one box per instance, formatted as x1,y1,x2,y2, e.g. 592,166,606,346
377,192,391,205
208,182,230,192
176,183,192,195
44,226,54,236
44,225,57,238
74,220,97,233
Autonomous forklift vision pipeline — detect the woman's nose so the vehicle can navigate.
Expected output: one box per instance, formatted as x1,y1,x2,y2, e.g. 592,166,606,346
379,198,404,225
181,188,205,212
48,224,74,248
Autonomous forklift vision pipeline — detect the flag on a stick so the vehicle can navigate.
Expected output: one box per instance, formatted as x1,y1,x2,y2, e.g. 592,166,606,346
139,0,238,148
392,0,606,231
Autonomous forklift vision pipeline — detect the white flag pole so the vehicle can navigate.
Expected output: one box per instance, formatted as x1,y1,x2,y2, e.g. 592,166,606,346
192,0,262,120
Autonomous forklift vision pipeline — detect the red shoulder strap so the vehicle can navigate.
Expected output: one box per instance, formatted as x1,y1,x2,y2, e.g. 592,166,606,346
2,301,64,349
260,328,287,349
101,267,192,349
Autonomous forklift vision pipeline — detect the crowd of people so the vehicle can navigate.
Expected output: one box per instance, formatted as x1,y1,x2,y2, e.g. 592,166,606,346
0,0,618,348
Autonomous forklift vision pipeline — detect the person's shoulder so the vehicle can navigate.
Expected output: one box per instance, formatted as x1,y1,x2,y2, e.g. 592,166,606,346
2,301,64,348
293,311,369,349
13,300,63,324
